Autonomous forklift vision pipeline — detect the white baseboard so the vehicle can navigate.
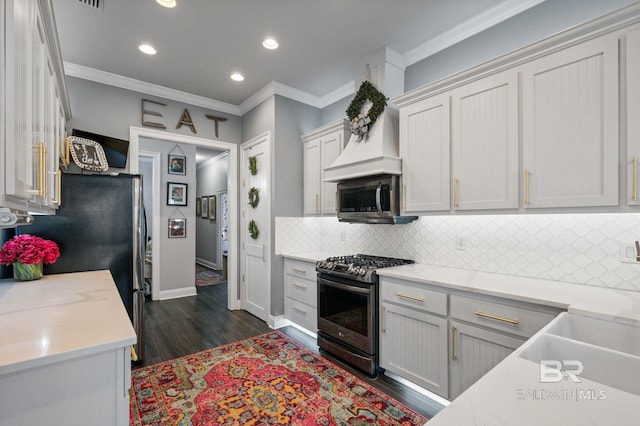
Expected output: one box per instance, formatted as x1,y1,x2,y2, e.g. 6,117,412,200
158,286,197,300
196,257,219,270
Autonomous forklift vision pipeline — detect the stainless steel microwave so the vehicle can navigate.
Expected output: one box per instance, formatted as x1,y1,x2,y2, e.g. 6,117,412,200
336,174,417,224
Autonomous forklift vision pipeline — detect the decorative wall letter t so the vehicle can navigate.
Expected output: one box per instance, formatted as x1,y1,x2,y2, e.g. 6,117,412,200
176,108,197,133
205,114,228,138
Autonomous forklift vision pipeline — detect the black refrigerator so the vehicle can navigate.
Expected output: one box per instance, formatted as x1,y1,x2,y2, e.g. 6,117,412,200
20,173,145,361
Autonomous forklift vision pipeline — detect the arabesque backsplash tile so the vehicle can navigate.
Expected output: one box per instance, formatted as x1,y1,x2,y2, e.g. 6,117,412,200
275,214,640,292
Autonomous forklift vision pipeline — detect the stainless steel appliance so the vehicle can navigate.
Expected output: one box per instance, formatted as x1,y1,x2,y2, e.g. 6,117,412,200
336,174,417,224
19,173,146,361
316,254,414,375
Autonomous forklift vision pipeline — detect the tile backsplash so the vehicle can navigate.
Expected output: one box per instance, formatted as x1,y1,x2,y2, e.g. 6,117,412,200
275,214,640,292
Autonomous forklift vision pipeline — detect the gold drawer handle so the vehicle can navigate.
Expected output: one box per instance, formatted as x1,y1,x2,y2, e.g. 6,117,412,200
293,307,307,316
633,156,638,202
292,268,307,275
451,325,457,361
396,292,424,302
292,282,307,290
474,311,519,325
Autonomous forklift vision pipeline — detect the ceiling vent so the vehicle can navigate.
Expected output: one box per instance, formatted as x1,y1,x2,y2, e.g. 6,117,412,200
75,0,104,11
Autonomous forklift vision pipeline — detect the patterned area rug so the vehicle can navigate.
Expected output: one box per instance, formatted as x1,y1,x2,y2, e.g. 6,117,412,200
130,331,428,425
195,266,226,287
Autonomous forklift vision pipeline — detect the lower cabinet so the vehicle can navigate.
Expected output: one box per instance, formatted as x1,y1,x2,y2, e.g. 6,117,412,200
284,258,317,333
449,321,524,399
378,276,561,400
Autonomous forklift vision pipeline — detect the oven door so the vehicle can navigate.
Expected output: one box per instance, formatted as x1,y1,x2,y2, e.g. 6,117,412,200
317,273,376,354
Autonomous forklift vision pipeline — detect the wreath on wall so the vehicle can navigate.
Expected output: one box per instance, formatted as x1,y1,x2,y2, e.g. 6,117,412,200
248,187,260,208
346,80,388,142
248,156,258,175
248,220,260,240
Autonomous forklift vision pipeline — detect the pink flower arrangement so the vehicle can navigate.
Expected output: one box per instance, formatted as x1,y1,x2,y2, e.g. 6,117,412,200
0,234,60,265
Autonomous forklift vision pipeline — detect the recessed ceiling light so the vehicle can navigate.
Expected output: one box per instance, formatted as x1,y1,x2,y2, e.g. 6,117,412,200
262,38,279,50
230,73,245,82
156,0,176,8
139,44,157,55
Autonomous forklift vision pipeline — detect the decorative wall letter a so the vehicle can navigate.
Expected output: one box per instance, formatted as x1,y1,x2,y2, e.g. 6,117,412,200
176,108,197,133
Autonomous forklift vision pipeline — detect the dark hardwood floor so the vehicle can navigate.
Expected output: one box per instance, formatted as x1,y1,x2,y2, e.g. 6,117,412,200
136,282,446,420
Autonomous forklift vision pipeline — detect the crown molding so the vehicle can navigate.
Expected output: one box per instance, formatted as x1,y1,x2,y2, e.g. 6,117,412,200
403,0,546,66
64,62,242,115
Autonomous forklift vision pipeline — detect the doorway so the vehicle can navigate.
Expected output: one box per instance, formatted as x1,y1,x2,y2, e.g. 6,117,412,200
129,126,240,311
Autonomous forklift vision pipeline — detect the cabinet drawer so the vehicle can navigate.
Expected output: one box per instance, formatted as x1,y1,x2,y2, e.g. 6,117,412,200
285,298,317,333
380,277,447,316
450,294,556,338
284,259,317,279
285,275,317,307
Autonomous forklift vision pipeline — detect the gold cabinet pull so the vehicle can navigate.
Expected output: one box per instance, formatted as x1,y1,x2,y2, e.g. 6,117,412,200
52,169,62,205
451,325,457,360
292,268,306,275
633,156,638,202
395,292,424,302
474,311,519,325
381,305,386,333
315,193,319,213
453,177,459,208
65,136,70,165
524,169,530,206
293,306,307,316
36,142,46,198
130,345,138,362
292,282,307,290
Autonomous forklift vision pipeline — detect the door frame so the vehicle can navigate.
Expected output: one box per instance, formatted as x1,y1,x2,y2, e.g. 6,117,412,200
137,150,161,300
129,126,240,310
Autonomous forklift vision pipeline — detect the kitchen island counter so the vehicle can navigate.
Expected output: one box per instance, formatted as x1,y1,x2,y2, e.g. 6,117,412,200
0,270,135,426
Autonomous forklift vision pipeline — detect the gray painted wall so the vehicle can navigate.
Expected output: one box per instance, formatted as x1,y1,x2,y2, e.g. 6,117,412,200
195,155,228,268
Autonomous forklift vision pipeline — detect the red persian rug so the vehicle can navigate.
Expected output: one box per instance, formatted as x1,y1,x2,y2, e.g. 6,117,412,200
195,268,226,287
130,331,428,425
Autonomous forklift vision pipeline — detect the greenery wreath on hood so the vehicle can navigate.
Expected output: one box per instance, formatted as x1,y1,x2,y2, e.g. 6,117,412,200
346,81,387,142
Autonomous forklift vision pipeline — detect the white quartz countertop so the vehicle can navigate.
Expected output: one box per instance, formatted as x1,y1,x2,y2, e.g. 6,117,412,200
0,270,136,375
281,251,342,262
377,263,640,325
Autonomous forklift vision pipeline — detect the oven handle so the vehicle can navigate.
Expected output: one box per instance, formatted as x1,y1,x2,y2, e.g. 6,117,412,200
375,183,383,214
318,277,371,295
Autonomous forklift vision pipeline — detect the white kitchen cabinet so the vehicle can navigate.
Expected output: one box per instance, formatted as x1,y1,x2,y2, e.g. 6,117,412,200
379,277,449,397
521,35,619,208
284,258,318,333
302,120,350,215
626,26,640,205
1,0,68,214
449,321,524,400
399,94,450,213
451,70,519,210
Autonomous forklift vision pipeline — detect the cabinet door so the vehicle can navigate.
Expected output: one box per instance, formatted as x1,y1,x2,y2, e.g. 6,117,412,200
303,139,321,215
399,94,450,213
320,133,343,214
451,71,519,210
449,321,524,399
521,36,619,208
627,27,640,205
380,302,449,398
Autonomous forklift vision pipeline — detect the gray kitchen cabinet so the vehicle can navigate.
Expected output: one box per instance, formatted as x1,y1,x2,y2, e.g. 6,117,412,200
398,94,450,213
302,120,350,215
451,69,519,210
626,25,640,206
1,0,68,214
284,258,318,333
379,277,449,397
521,34,619,209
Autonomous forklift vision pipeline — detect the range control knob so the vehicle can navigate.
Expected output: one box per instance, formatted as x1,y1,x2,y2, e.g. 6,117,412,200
358,268,367,276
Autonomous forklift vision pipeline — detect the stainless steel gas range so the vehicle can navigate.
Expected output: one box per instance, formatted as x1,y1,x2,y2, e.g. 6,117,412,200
316,254,414,375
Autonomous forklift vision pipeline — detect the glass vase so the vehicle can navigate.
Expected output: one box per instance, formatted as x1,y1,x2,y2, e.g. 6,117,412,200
13,262,43,281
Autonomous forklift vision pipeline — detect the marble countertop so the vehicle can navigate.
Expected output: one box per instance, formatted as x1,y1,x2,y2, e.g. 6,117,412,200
281,251,342,262
0,270,136,375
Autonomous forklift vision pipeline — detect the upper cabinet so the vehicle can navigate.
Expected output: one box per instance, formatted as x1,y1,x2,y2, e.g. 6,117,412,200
451,70,519,210
302,120,350,216
399,94,451,213
626,26,640,206
1,0,69,214
521,36,619,209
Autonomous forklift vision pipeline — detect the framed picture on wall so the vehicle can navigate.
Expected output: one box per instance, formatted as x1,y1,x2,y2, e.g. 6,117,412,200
167,182,188,206
168,218,186,238
168,154,186,175
195,197,201,216
208,195,217,221
201,196,209,219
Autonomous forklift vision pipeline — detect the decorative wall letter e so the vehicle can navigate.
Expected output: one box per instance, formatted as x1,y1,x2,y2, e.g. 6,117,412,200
141,99,167,129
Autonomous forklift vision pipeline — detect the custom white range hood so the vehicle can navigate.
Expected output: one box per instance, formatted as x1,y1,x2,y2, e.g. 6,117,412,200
324,48,405,182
